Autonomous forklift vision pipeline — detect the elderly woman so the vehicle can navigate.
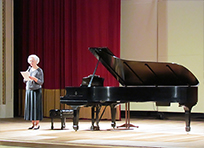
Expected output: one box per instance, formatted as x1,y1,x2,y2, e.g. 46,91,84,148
24,54,44,130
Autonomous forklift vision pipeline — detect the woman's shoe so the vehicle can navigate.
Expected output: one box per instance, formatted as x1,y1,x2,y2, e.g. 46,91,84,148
28,126,34,130
34,125,40,130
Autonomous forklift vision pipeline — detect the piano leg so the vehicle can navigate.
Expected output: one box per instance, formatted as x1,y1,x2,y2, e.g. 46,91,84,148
110,104,117,129
184,106,192,132
71,106,80,131
61,117,66,129
90,105,100,130
51,117,54,129
96,105,100,130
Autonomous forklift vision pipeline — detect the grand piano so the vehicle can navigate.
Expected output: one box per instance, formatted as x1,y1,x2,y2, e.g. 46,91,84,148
60,47,199,132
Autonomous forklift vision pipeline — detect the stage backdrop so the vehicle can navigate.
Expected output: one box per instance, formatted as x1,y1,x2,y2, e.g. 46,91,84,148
15,0,121,119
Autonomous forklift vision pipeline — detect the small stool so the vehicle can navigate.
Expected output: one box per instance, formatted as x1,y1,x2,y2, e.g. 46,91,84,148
49,109,73,129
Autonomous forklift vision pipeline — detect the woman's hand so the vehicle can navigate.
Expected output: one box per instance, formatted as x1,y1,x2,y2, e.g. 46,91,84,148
29,76,38,82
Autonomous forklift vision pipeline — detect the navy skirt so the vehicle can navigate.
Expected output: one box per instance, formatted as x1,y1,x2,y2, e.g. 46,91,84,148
24,88,43,121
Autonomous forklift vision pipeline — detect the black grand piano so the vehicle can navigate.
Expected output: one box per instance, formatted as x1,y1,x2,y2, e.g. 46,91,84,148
60,47,199,132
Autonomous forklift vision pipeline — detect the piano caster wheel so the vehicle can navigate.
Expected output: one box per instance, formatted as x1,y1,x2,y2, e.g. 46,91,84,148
61,125,65,130
90,126,95,131
186,126,191,132
73,125,79,131
111,122,116,128
90,126,100,131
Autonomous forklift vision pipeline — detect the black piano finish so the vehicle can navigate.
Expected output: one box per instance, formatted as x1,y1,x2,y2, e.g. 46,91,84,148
61,86,197,106
60,47,199,132
89,47,198,86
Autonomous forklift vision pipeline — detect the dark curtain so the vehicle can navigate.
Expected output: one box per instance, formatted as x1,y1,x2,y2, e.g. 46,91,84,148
16,0,121,89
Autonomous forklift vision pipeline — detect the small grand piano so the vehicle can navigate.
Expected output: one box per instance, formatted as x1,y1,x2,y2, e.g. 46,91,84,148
60,47,199,132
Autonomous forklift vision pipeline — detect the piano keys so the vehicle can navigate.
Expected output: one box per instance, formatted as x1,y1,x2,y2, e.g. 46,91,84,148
60,47,199,132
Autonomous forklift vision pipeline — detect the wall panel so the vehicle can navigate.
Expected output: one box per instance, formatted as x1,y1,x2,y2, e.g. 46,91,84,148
121,0,204,113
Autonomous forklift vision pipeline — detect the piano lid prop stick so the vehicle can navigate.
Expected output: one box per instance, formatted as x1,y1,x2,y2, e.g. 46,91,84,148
88,58,100,87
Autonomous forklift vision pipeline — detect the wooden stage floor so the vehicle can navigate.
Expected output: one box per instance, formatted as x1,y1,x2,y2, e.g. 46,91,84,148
1,114,204,148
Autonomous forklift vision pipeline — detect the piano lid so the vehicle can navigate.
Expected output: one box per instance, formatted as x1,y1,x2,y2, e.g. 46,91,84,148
89,47,199,86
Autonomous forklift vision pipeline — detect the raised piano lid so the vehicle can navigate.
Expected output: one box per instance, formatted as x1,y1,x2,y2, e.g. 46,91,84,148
89,47,199,86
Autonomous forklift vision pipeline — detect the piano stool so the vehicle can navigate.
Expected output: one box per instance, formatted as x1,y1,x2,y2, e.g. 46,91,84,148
49,109,74,129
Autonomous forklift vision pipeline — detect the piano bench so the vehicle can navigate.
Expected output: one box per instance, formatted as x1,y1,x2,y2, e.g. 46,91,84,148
49,109,73,130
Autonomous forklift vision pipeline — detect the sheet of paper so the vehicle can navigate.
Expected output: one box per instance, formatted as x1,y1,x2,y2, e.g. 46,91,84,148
20,71,31,81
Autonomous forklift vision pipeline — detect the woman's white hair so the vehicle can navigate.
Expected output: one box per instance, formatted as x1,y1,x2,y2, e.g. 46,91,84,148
27,54,40,64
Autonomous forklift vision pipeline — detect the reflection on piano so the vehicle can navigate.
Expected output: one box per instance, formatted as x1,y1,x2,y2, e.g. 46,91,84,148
60,47,199,132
